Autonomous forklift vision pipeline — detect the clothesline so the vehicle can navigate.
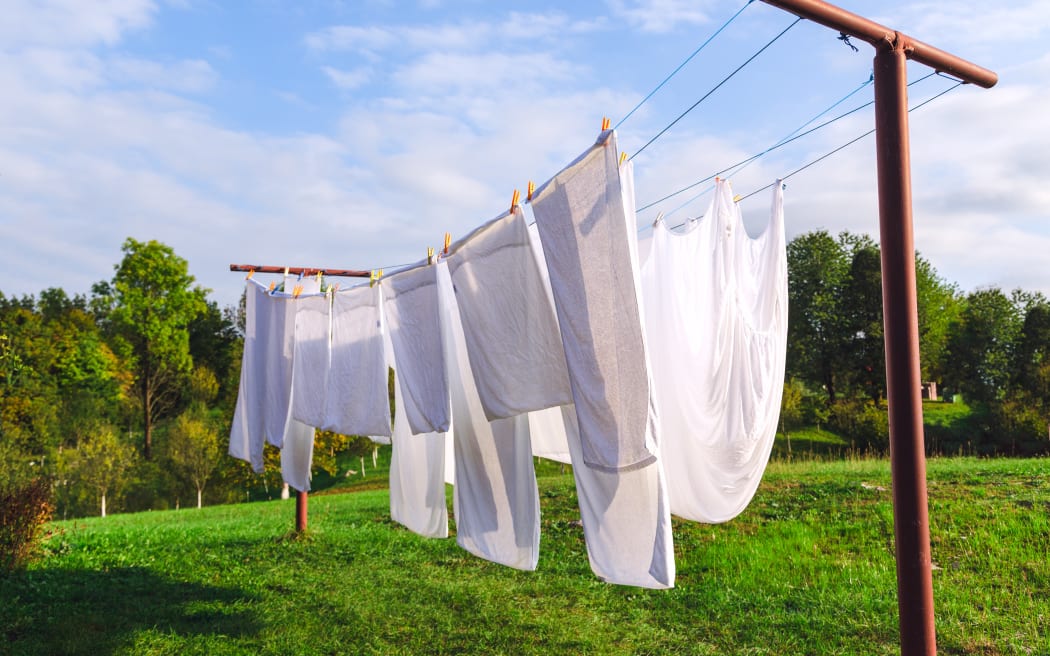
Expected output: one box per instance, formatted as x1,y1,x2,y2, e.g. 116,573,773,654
228,264,369,278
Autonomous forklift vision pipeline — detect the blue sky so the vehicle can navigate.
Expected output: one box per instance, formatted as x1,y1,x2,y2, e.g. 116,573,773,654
2,0,1048,308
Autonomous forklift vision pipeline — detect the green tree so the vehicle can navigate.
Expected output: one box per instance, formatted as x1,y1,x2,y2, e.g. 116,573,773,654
65,426,136,517
107,238,207,459
786,230,853,403
945,287,1023,404
166,410,221,509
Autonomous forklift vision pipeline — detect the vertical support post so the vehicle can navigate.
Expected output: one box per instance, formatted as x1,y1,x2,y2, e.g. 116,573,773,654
873,38,937,656
296,490,308,532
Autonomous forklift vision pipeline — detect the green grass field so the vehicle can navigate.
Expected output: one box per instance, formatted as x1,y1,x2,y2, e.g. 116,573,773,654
3,456,1048,655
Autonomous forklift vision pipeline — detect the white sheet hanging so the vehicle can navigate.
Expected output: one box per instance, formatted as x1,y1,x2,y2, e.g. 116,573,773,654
384,317,449,539
229,280,267,472
437,262,540,571
326,284,391,438
382,264,451,434
545,403,675,589
291,294,331,430
444,207,572,420
530,129,656,473
641,179,788,523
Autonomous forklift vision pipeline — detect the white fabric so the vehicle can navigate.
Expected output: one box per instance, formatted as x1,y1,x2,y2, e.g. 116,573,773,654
548,403,675,589
280,418,316,492
383,265,450,434
279,278,322,492
261,286,297,449
530,129,657,473
229,280,267,472
437,262,540,570
444,208,571,420
641,179,788,523
384,319,449,538
291,294,330,429
527,406,572,465
326,284,391,437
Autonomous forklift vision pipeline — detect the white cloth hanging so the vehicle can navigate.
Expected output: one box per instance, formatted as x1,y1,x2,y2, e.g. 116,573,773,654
437,262,540,571
444,208,571,421
326,283,392,438
382,264,451,434
641,179,788,523
291,294,330,430
384,316,449,538
279,276,322,492
545,403,676,589
530,129,657,473
229,279,267,472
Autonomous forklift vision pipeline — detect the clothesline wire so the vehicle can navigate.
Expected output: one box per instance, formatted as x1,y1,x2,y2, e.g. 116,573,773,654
734,80,966,204
636,70,937,214
613,0,756,131
629,17,803,162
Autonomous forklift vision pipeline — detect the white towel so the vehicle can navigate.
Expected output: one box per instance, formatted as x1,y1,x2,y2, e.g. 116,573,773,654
280,417,316,493
530,129,656,473
642,180,788,523
261,287,297,449
326,284,391,437
229,279,267,472
437,262,540,571
388,369,450,539
546,403,676,589
444,208,571,420
382,264,450,434
291,294,331,429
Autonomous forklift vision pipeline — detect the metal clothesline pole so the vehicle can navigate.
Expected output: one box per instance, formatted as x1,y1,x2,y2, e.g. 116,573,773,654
756,1,996,654
229,263,371,534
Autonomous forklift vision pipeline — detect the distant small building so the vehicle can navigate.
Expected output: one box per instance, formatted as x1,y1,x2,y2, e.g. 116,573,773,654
921,381,938,401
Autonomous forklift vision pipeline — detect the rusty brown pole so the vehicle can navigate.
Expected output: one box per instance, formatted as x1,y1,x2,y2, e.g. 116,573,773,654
296,489,308,533
754,1,996,654
873,37,935,653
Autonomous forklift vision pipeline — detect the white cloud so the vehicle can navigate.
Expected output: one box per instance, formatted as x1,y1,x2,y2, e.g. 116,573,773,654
322,65,372,90
108,57,218,93
606,0,715,33
0,0,157,48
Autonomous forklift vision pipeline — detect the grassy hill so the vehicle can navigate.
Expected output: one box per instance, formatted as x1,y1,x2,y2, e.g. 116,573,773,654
3,457,1048,655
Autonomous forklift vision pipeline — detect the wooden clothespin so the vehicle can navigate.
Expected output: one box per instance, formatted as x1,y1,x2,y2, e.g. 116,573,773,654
268,280,276,292
619,151,628,166
292,284,304,298
526,181,535,203
246,269,255,280
443,232,451,255
316,270,323,284
601,116,611,131
283,266,290,277
427,247,435,265
733,194,743,203
510,189,520,213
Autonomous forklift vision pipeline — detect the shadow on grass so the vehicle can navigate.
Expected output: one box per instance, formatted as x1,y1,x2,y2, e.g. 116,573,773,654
1,566,260,655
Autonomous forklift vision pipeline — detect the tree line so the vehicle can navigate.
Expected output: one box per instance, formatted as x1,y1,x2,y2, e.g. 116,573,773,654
0,238,371,519
782,230,1050,455
2,232,1048,519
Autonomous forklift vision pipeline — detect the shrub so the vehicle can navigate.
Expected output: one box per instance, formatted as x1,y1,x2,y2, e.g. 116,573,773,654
0,478,54,571
829,399,889,454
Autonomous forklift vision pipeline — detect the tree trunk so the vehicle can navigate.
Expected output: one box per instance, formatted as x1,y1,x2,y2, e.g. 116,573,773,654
360,456,366,478
142,354,153,459
281,483,290,499
197,487,203,509
101,492,107,518
372,446,378,468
